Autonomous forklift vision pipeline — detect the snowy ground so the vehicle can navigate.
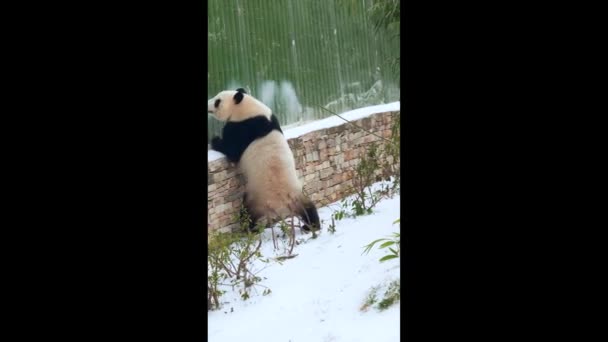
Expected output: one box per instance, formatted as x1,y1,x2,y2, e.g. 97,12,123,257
208,185,401,342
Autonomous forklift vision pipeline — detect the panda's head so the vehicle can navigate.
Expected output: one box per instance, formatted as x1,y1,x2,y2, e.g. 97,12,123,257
207,88,272,122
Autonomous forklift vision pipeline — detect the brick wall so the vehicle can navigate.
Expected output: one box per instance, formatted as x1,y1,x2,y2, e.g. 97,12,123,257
208,110,399,233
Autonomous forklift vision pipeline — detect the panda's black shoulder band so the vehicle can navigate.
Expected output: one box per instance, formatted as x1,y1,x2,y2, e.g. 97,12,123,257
219,115,282,163
270,114,283,134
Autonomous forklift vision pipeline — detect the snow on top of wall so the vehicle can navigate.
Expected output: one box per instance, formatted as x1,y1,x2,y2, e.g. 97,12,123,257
208,101,400,162
208,150,225,161
283,101,400,140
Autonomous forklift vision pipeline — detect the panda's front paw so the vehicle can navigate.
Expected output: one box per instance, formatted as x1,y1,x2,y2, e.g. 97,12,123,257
211,136,222,151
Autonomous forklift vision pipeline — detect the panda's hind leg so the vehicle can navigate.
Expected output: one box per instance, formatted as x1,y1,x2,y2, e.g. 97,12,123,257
240,193,263,233
297,198,321,232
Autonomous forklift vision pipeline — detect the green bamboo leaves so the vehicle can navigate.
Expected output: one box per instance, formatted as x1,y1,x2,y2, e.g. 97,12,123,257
362,219,400,263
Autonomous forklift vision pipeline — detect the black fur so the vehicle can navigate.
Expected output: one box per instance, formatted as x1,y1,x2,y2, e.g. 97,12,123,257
298,199,321,232
270,114,283,134
241,193,321,233
234,91,244,104
240,192,262,232
211,114,283,163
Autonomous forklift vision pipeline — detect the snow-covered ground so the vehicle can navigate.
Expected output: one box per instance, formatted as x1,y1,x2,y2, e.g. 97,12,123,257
208,186,401,342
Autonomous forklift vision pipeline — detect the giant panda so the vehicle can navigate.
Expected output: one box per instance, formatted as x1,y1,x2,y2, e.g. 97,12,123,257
208,88,320,233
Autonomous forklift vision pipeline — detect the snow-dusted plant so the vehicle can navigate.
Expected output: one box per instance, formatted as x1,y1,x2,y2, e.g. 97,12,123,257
377,279,400,311
207,211,272,310
381,111,400,189
359,286,380,312
270,217,297,257
360,280,400,312
350,142,383,215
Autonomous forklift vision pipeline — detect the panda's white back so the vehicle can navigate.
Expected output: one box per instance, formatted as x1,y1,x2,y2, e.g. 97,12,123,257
239,130,302,218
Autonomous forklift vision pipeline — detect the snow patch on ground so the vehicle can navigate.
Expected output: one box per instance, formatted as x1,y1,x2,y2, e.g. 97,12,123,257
207,102,400,162
208,183,401,342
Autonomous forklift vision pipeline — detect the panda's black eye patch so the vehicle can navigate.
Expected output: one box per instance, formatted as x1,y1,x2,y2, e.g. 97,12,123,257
214,99,221,108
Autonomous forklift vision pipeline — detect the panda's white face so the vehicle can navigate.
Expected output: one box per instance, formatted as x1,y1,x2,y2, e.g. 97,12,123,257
207,90,238,121
207,90,272,122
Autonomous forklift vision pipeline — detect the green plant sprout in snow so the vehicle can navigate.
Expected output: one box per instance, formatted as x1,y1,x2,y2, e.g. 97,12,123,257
362,218,400,262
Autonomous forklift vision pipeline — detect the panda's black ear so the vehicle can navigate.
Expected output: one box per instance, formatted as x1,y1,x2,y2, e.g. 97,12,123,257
235,88,247,94
234,91,245,104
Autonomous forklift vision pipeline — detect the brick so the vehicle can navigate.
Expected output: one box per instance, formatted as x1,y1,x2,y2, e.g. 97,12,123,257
335,154,344,165
225,192,243,202
319,149,328,160
320,168,333,179
208,161,223,172
364,135,374,143
307,180,322,191
212,171,225,182
351,131,363,140
305,172,318,181
215,203,227,213
343,172,352,182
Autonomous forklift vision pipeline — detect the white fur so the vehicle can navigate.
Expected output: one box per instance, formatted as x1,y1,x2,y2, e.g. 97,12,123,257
207,90,271,122
208,90,304,222
239,131,303,219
